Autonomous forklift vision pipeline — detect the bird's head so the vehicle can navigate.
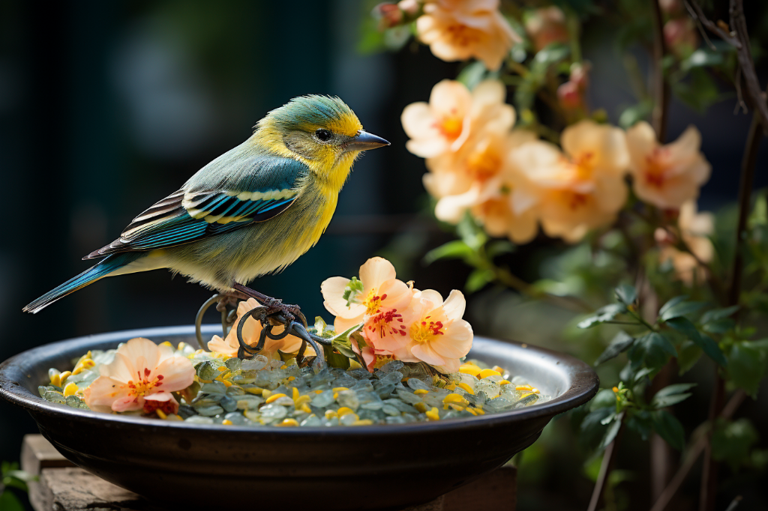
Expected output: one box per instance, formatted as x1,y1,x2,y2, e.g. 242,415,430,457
254,95,389,186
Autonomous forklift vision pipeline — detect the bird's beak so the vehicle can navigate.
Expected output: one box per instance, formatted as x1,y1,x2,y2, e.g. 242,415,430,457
345,130,390,152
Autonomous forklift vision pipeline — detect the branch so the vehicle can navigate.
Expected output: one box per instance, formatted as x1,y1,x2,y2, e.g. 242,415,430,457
685,0,768,133
649,390,746,511
588,420,625,511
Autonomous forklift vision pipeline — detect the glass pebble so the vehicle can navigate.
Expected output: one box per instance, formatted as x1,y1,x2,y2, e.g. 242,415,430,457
396,390,422,405
378,360,404,374
312,390,335,407
273,396,295,407
225,358,242,372
381,404,401,417
301,414,322,427
337,390,359,410
385,416,406,424
196,361,217,381
43,391,66,405
201,382,227,395
185,416,215,424
220,395,238,412
224,412,246,425
260,404,288,420
407,378,431,391
375,384,396,399
241,355,269,371
197,405,224,417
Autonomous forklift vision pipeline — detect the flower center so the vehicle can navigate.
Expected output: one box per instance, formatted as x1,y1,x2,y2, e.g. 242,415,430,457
126,368,164,397
367,308,407,338
466,147,502,181
446,23,482,47
410,315,445,344
644,149,666,188
556,189,590,211
364,290,388,315
440,116,463,140
571,151,595,181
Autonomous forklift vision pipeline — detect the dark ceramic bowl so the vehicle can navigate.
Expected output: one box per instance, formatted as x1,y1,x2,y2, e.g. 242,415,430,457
0,326,598,510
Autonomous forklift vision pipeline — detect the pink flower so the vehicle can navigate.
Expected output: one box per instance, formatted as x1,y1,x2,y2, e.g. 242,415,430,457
84,338,194,414
208,298,312,360
416,0,520,71
394,290,473,373
321,257,413,334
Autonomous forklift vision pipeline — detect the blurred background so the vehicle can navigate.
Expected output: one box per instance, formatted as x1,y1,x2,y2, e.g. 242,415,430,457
1,1,767,509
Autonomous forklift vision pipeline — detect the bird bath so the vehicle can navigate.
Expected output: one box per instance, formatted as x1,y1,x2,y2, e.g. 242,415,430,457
0,325,598,510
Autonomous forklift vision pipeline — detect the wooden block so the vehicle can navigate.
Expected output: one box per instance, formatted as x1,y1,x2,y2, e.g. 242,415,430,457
21,434,74,475
442,465,517,511
33,467,160,511
402,495,445,511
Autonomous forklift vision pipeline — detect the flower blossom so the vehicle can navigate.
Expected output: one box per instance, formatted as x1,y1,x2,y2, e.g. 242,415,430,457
374,290,473,373
402,79,515,161
524,6,569,52
84,338,194,414
509,120,630,242
657,200,714,284
416,0,520,71
322,257,413,335
321,257,473,373
431,128,540,243
626,121,710,209
208,298,312,360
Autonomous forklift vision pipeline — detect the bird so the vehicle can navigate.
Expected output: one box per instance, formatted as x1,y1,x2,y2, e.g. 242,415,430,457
24,95,389,315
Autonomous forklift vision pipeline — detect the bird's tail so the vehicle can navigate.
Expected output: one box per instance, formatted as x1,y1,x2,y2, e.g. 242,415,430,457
23,252,142,314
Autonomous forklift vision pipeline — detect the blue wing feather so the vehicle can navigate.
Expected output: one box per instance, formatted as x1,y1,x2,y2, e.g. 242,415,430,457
84,151,308,259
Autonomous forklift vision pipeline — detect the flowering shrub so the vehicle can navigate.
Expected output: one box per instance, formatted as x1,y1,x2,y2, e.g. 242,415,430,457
365,0,768,508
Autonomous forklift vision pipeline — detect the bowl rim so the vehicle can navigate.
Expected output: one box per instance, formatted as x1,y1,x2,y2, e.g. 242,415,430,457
0,325,599,436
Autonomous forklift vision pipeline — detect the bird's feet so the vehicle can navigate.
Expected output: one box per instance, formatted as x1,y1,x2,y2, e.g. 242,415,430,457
231,283,307,326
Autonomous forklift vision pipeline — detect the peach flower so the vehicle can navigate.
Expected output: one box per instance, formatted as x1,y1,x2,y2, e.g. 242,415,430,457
416,0,519,71
509,120,630,242
208,298,312,359
430,129,540,243
322,257,413,335
402,79,515,161
657,200,714,284
84,338,194,414
375,289,473,373
627,122,711,209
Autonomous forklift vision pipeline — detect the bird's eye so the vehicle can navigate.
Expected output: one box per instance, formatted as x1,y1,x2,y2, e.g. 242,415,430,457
315,129,332,142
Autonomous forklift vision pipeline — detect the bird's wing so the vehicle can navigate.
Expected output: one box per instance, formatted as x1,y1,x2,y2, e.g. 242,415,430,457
84,154,308,259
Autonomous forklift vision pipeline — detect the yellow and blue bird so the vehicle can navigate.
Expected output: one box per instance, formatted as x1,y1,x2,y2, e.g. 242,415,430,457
24,95,389,314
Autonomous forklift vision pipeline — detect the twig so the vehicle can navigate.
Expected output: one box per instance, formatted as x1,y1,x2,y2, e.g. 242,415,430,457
685,0,768,133
650,0,670,141
649,390,746,511
588,421,625,511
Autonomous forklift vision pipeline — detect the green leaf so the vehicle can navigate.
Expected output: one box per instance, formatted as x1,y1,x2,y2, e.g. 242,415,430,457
313,316,327,338
578,303,628,329
424,240,473,265
342,277,364,307
0,491,25,511
618,100,653,129
659,301,707,321
486,240,515,259
323,344,351,369
595,331,636,366
680,48,725,72
651,410,685,450
590,389,618,411
677,341,703,374
533,42,570,64
457,213,487,250
465,268,495,293
615,284,637,305
626,410,654,441
672,68,723,112
658,295,688,318
629,332,677,371
700,305,739,324
727,342,767,398
652,383,696,408
457,61,489,90
666,317,727,367
598,412,624,452
712,418,760,471
581,408,613,446
702,318,735,334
